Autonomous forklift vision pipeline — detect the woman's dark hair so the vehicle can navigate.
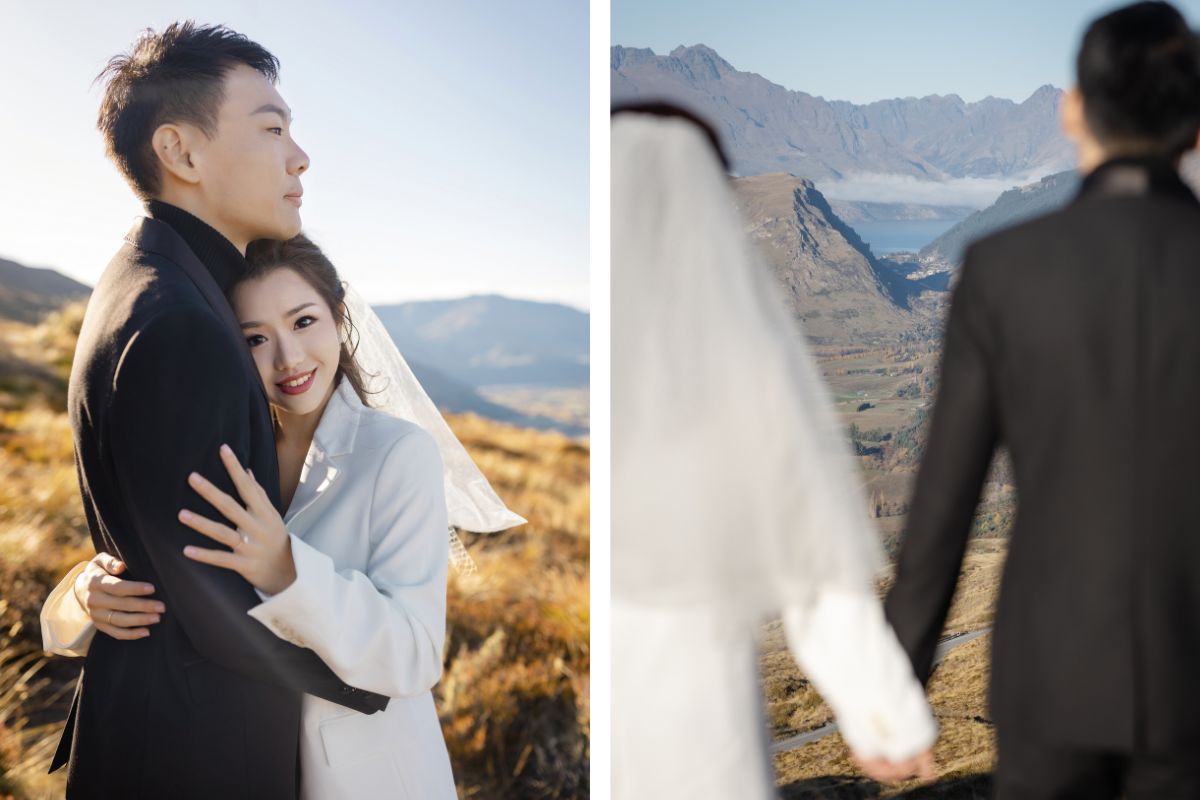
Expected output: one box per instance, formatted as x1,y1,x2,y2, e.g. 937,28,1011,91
243,234,376,411
1077,1,1200,158
95,21,280,200
612,101,731,173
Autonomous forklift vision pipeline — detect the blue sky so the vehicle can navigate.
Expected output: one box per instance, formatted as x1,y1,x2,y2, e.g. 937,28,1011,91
0,0,589,310
613,0,1200,105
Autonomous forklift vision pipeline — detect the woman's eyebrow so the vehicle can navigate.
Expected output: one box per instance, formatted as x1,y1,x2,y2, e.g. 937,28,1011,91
240,303,316,328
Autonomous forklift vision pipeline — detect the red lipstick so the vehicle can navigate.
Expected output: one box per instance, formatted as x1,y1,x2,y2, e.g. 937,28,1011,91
277,368,316,396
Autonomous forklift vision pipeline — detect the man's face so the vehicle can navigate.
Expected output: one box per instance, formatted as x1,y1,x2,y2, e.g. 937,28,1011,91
193,64,308,245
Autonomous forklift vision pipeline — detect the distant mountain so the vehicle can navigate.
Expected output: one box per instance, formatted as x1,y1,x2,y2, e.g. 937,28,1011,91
920,155,1200,268
731,173,938,344
405,359,586,437
612,44,1073,182
919,170,1081,267
0,257,91,324
373,295,588,389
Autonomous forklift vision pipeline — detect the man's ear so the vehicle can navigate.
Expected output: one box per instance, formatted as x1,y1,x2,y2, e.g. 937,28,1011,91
150,123,203,186
1060,86,1085,144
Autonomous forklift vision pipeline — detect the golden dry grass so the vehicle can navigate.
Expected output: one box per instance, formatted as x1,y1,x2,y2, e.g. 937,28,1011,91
439,414,589,799
0,309,589,799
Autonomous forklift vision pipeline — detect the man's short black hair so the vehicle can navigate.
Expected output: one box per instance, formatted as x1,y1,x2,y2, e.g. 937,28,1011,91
1077,1,1200,159
95,21,280,200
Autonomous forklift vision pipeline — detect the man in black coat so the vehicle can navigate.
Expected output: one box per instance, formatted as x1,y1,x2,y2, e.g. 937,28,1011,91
884,3,1200,797
51,22,388,798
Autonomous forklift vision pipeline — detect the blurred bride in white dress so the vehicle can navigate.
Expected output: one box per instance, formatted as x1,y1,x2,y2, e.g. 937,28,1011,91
611,104,938,799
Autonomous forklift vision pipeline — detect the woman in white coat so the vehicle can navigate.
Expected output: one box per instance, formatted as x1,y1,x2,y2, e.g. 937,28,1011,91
611,105,938,798
41,234,522,799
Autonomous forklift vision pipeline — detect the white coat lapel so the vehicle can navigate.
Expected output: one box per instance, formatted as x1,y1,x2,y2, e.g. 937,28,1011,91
283,379,362,527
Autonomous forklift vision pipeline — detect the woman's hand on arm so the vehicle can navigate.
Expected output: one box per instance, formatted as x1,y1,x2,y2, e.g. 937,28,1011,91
179,444,297,596
73,552,164,640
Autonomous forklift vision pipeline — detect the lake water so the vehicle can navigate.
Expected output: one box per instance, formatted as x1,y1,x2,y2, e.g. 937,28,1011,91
851,219,962,255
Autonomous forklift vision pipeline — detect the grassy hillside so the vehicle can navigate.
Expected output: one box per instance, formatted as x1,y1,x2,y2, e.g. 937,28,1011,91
0,305,589,799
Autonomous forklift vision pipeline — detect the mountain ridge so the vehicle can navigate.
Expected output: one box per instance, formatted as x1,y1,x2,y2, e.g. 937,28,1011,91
612,44,1073,183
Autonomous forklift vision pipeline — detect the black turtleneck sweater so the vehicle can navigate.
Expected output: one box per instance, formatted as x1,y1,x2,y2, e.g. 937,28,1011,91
146,199,250,295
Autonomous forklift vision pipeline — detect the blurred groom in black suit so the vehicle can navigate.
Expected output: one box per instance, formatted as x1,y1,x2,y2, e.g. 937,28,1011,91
885,3,1200,797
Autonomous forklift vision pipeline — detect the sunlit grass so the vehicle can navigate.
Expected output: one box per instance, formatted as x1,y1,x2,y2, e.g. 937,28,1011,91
441,414,589,799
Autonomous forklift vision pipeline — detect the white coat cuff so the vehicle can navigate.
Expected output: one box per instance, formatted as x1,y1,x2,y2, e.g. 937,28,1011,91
246,533,330,647
783,589,938,762
41,561,97,657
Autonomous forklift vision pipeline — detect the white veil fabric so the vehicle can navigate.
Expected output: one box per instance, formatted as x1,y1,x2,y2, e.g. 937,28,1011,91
342,283,526,573
611,112,884,618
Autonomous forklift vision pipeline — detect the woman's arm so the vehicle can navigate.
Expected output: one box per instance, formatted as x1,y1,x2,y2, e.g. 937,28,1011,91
244,429,450,698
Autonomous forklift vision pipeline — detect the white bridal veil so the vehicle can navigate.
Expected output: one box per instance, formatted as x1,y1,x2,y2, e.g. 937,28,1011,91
611,111,883,616
343,283,526,573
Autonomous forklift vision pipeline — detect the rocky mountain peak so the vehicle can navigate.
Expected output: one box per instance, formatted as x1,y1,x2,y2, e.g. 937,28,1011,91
610,45,657,71
730,173,928,343
1024,84,1064,107
666,43,734,80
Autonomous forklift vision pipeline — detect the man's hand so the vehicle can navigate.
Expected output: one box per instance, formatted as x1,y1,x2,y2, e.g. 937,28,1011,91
852,747,937,785
72,552,165,640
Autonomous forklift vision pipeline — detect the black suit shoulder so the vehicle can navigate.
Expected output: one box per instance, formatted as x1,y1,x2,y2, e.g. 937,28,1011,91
98,244,220,328
114,302,249,390
966,189,1200,276
961,204,1082,286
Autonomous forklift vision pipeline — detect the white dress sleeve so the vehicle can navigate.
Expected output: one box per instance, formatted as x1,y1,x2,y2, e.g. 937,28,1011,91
247,428,449,699
40,561,97,657
783,588,937,762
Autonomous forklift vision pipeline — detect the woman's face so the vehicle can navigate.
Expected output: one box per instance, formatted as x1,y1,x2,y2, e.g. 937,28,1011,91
231,267,342,419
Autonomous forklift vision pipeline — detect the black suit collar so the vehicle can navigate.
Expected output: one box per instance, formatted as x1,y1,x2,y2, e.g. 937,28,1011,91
1077,155,1198,205
123,215,268,403
144,200,250,294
